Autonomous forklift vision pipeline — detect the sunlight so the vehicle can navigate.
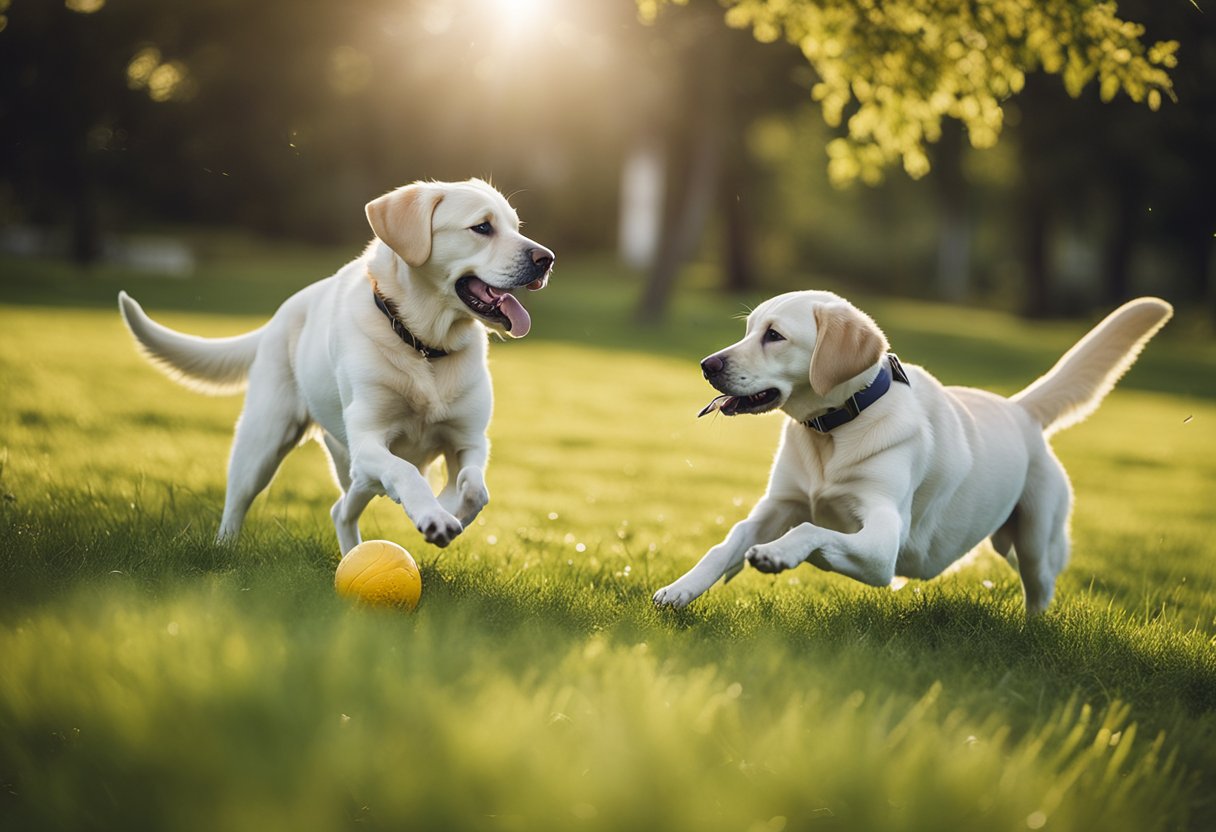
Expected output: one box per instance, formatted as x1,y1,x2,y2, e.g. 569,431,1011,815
484,0,549,31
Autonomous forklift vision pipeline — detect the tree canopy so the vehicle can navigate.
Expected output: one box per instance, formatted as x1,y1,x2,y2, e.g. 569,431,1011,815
639,0,1179,186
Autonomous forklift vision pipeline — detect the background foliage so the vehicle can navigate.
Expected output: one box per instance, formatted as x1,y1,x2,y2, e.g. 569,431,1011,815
1,0,1212,319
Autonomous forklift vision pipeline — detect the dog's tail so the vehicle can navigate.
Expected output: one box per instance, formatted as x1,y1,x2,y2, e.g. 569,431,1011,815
118,291,264,395
1011,297,1172,437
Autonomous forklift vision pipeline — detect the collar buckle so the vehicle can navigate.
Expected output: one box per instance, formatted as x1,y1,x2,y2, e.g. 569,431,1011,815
802,354,909,434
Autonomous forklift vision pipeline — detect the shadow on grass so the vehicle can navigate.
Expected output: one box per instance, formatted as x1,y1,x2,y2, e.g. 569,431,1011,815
2,492,1213,827
4,493,1213,723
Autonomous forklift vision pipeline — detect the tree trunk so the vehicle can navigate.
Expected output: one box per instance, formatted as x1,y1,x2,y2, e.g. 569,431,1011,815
932,120,970,301
1022,189,1052,318
1100,177,1140,307
634,24,730,325
721,157,754,294
635,126,722,323
618,135,666,271
69,150,102,267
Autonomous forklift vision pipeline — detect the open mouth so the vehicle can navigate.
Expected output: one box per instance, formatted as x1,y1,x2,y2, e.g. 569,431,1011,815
456,275,545,338
698,388,781,417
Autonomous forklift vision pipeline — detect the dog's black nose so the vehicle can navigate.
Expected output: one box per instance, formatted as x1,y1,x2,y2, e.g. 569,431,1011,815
701,354,726,377
530,247,554,272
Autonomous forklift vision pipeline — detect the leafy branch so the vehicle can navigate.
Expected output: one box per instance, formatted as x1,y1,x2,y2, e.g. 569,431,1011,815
639,0,1178,185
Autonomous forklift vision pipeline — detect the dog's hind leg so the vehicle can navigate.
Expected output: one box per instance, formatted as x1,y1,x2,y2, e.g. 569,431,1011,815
217,361,308,544
321,432,353,493
990,521,1014,559
331,479,376,555
321,433,369,554
1011,450,1073,616
990,517,1019,569
1013,523,1069,616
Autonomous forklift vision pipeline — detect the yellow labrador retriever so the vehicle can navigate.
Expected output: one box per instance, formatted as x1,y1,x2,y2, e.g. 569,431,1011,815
654,291,1171,615
119,178,553,553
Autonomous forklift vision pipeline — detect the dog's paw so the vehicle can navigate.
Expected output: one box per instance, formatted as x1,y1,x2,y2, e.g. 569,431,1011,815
653,581,702,609
415,508,464,548
746,543,799,574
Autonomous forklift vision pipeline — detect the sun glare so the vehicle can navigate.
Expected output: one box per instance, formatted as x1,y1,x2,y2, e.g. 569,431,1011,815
485,0,549,31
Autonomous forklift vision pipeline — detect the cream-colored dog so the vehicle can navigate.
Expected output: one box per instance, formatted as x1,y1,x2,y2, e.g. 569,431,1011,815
119,178,553,553
654,291,1171,614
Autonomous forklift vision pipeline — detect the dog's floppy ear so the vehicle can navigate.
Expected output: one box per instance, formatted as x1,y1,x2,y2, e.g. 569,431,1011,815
365,184,444,267
809,301,889,397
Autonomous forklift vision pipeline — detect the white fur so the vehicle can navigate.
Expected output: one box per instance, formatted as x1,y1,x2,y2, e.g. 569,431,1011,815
653,292,1172,615
119,178,554,553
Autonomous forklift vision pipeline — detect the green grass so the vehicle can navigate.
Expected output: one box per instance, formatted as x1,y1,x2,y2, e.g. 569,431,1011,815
1,246,1215,831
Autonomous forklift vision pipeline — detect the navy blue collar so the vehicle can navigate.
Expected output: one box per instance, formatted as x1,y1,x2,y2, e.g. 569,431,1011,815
371,283,449,359
803,354,910,433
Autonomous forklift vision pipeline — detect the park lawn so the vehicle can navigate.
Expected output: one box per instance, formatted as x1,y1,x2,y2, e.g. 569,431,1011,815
1,251,1215,831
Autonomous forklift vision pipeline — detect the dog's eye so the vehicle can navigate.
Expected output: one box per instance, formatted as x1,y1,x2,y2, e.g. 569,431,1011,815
763,327,785,343
470,222,493,236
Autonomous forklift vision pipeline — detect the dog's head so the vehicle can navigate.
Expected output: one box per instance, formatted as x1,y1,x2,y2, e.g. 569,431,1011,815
366,178,554,338
698,290,889,420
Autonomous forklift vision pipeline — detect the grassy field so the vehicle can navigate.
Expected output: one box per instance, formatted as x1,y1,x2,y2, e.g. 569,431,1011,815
1,245,1215,831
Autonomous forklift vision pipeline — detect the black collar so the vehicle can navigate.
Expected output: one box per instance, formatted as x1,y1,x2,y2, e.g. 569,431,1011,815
371,284,449,359
803,354,910,433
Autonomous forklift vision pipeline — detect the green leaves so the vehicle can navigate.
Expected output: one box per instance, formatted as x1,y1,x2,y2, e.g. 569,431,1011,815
641,0,1179,186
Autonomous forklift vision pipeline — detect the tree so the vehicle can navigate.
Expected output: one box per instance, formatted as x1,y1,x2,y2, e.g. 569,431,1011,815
632,3,806,323
640,0,1178,187
2,1,662,261
1005,0,1215,319
0,0,167,263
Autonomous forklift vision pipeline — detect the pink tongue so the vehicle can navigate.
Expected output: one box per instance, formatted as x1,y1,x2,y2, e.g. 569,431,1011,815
498,293,531,338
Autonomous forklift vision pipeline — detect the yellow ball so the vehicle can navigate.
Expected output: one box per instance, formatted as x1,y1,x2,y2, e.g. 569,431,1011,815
334,540,421,610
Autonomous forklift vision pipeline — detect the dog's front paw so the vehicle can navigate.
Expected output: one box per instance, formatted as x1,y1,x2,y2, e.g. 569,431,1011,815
653,580,703,609
414,508,464,548
746,543,801,574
